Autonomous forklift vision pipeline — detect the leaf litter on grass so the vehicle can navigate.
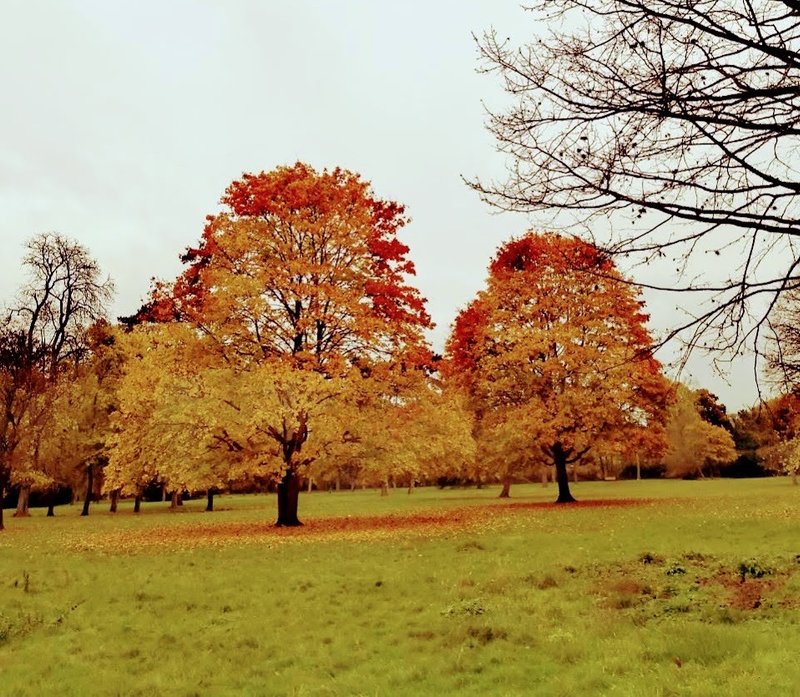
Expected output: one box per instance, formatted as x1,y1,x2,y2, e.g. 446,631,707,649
61,498,657,554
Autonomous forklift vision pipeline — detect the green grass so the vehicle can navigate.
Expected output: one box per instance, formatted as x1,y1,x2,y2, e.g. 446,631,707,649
1,478,798,696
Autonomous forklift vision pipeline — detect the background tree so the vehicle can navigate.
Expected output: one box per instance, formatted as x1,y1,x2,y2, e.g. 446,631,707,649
664,385,737,478
0,233,112,524
447,233,667,503
473,1,800,359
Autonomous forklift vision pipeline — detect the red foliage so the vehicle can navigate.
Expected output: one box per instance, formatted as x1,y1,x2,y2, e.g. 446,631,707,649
489,233,612,276
128,162,431,341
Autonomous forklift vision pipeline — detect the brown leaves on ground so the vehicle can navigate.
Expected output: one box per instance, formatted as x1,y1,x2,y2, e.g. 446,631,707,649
66,498,652,553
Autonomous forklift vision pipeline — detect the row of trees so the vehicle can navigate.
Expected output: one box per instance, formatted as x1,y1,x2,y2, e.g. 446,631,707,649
2,163,799,530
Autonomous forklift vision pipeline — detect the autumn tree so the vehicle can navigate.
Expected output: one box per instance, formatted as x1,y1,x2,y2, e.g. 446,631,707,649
447,233,667,503
663,384,737,478
123,163,432,524
735,390,800,482
0,233,112,526
473,1,800,359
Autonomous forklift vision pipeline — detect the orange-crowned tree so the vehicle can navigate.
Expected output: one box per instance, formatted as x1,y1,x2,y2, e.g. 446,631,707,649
446,232,667,503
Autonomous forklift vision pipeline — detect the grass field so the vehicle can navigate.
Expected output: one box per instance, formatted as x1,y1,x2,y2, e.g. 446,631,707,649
1,478,798,696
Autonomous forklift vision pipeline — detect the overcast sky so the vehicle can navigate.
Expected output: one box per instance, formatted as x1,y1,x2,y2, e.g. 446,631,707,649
0,0,764,410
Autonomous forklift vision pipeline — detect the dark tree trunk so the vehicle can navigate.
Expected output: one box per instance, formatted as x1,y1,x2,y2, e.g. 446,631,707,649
206,489,214,512
46,502,55,517
0,472,8,530
81,464,93,516
499,475,511,498
276,469,303,526
133,494,142,513
553,444,577,504
14,485,31,517
109,489,119,513
177,492,183,506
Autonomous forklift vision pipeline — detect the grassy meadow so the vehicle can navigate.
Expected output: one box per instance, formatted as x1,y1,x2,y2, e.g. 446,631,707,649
0,478,798,696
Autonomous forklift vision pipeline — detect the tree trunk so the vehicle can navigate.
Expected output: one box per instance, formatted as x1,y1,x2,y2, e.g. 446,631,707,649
335,474,341,491
177,492,183,506
206,489,214,512
133,494,142,513
276,469,303,526
170,491,179,510
161,484,167,502
46,502,55,517
636,454,641,481
380,479,389,497
307,477,313,493
14,485,31,517
407,476,415,494
554,445,577,504
81,464,93,516
499,475,511,498
109,489,119,513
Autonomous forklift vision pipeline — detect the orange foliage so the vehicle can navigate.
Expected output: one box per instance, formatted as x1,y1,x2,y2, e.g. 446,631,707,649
446,232,668,501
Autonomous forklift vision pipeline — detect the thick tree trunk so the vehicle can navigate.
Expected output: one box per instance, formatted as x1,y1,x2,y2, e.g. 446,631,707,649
206,489,215,512
14,485,31,517
0,471,9,530
380,479,389,497
109,489,119,513
46,502,55,517
170,491,179,510
133,494,142,514
407,476,415,494
499,475,511,498
554,445,577,504
81,464,93,517
177,492,183,506
276,469,302,526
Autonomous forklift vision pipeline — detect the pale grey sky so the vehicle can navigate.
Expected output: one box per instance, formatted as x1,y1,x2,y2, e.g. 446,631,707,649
0,0,762,410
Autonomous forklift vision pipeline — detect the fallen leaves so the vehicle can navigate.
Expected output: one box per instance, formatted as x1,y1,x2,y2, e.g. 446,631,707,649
63,498,655,554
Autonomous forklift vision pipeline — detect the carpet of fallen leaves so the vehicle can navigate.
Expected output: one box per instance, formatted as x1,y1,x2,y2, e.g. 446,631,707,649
60,498,655,554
